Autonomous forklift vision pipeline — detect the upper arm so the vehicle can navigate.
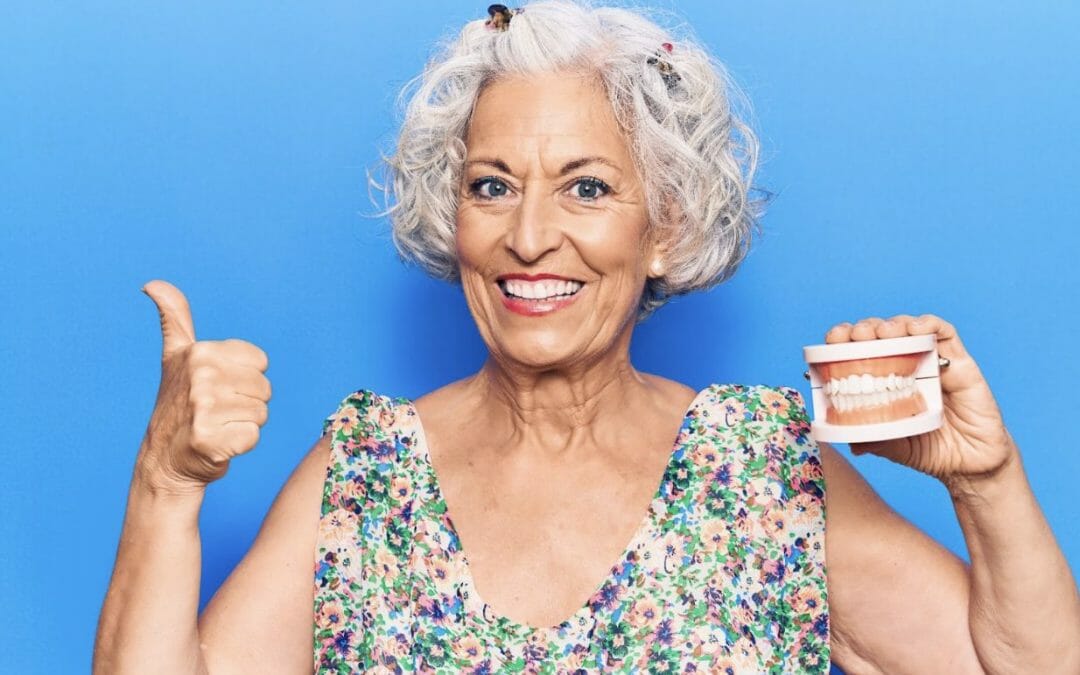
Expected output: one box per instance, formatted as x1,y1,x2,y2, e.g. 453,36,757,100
196,433,332,675
820,441,985,674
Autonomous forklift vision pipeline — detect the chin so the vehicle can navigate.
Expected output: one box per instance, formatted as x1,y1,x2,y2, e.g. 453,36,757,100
493,326,586,370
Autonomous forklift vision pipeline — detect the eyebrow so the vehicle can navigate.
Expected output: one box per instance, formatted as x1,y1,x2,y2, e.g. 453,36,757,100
465,156,620,176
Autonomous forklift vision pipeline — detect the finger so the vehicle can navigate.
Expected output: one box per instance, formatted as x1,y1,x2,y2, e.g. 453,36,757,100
142,280,196,357
825,322,854,343
194,339,269,372
849,439,911,465
190,407,262,459
233,370,272,402
222,397,269,427
907,314,969,360
875,315,914,339
204,395,268,428
220,339,269,372
218,421,261,456
850,318,884,341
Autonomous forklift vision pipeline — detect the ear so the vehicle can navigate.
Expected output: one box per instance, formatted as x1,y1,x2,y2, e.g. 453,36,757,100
646,206,677,279
646,231,670,279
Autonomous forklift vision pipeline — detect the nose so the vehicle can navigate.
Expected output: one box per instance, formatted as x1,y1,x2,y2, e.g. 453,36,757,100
503,187,564,264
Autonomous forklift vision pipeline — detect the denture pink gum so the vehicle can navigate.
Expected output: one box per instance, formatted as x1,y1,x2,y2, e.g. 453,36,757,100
802,334,944,444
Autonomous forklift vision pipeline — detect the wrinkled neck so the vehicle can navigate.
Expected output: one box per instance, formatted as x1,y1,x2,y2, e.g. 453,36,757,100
471,326,651,455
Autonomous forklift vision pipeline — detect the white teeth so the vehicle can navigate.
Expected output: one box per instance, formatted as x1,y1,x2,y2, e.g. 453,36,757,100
501,279,583,300
860,373,874,394
835,374,898,395
824,372,919,412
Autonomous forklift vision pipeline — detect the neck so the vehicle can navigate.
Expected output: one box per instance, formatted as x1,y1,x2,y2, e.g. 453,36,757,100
468,327,654,456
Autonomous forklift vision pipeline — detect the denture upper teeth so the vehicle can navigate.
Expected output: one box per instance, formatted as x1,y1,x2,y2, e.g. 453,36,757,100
825,373,919,412
503,279,583,300
826,373,916,395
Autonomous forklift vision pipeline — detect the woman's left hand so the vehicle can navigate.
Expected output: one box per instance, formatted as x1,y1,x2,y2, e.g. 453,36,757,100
824,314,1018,484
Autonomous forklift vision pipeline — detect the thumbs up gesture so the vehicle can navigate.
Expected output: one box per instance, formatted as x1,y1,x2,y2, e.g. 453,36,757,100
136,280,271,494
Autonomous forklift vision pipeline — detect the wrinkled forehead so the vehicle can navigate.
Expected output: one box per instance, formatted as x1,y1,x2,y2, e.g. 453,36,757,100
464,71,634,166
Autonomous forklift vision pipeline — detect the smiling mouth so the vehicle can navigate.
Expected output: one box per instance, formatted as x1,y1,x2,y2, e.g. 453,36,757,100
496,278,584,301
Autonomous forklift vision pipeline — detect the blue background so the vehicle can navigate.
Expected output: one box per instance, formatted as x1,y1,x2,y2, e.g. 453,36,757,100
2,1,1077,672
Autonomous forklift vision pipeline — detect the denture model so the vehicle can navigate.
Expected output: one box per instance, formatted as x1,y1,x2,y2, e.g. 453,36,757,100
801,334,944,443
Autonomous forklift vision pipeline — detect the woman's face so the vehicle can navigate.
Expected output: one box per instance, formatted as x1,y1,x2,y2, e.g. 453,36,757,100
455,71,660,370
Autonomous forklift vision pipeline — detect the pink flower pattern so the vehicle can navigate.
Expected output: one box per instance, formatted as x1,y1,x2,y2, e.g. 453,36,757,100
313,384,829,673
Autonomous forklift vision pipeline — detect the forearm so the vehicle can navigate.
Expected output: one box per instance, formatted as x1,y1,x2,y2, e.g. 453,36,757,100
946,433,1080,674
93,458,210,675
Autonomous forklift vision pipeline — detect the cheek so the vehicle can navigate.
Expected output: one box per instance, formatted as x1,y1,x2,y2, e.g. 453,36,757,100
571,213,650,276
454,211,510,299
454,211,493,272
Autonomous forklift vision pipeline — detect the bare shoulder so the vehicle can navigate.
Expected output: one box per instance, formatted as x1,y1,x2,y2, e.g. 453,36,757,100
818,441,983,674
638,372,698,408
412,375,480,437
197,432,333,674
413,375,473,412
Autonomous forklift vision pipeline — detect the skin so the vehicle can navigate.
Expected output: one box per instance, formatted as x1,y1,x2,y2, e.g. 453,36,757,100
93,72,1080,674
412,70,698,628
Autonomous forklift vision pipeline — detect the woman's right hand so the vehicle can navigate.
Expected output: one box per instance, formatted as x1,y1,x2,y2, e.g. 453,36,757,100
136,279,271,495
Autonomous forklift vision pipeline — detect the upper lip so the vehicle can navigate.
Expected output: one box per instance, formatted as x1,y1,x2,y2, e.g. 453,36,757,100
496,273,584,282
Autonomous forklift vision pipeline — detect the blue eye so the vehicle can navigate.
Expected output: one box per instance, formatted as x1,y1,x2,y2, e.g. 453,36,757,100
468,175,610,201
469,176,509,199
570,177,610,201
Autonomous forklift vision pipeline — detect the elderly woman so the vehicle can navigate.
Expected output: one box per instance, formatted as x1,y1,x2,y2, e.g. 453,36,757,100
94,2,1079,673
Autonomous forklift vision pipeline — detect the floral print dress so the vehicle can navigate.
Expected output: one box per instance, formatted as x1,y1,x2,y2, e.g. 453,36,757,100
313,383,830,673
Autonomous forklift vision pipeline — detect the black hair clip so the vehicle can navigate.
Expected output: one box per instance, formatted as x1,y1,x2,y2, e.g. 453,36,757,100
485,4,520,32
646,42,681,90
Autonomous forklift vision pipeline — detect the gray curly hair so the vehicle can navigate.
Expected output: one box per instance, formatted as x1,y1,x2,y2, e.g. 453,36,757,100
378,0,768,320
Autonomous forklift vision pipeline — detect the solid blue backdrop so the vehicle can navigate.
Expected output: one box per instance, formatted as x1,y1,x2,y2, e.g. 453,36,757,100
1,1,1076,672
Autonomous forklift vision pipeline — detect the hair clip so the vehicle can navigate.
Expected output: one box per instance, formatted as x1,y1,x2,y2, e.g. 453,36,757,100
646,42,681,89
485,4,520,32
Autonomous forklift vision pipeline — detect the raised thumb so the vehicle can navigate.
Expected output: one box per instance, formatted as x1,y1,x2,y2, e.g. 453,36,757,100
141,279,197,356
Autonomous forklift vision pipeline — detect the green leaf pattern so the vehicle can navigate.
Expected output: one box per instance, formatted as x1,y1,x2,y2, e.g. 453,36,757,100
313,384,830,673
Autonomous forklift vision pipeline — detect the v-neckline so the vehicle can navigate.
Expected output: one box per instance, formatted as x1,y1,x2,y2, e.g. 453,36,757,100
406,386,709,635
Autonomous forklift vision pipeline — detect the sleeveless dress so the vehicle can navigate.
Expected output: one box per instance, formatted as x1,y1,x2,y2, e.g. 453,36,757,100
312,384,830,673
